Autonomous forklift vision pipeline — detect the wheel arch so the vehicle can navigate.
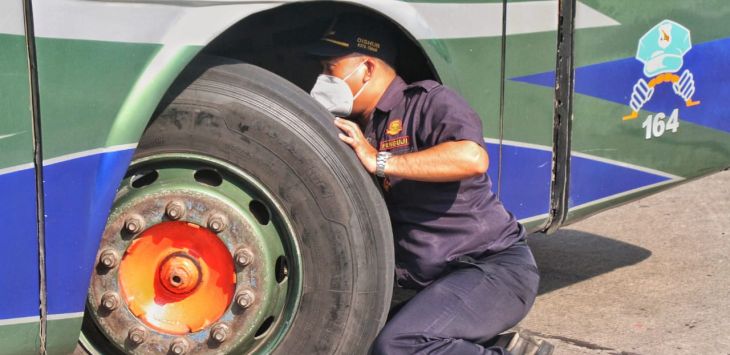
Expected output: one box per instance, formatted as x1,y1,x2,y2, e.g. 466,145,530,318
103,1,457,155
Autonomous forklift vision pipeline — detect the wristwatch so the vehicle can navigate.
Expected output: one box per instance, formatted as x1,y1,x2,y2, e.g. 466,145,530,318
375,151,392,178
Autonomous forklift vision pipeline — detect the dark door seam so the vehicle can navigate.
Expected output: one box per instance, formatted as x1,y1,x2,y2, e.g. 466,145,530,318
546,0,576,233
21,0,47,353
496,0,508,199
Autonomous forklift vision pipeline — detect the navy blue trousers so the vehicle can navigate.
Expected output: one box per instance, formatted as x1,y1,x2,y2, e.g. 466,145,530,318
372,240,539,355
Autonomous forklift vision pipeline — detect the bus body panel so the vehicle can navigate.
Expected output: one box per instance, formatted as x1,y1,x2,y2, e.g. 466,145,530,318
1,0,728,351
0,1,42,353
568,1,730,223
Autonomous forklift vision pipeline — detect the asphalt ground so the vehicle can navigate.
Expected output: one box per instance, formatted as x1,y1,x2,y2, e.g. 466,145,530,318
520,170,730,355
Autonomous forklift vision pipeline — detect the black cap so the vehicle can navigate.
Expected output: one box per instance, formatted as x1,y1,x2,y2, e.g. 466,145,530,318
307,13,397,65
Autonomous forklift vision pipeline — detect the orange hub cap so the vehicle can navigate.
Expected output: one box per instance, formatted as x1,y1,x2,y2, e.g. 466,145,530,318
118,221,236,334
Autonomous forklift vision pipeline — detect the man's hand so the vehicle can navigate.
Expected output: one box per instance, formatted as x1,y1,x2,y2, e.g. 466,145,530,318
334,117,377,174
334,117,489,182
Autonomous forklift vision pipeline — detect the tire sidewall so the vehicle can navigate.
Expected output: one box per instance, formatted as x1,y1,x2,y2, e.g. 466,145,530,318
132,59,393,354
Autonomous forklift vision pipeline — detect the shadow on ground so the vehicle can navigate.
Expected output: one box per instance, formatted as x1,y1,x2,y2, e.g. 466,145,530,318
392,229,651,305
527,229,652,295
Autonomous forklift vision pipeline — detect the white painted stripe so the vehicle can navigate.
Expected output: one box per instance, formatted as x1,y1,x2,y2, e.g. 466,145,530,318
519,213,550,224
515,179,683,229
0,315,38,326
571,151,683,180
0,312,84,327
48,312,84,321
574,1,622,32
43,143,137,167
0,162,35,177
6,0,619,44
403,0,619,39
0,132,23,140
483,138,683,180
0,1,26,37
484,137,553,152
569,178,682,212
30,0,282,45
0,144,136,176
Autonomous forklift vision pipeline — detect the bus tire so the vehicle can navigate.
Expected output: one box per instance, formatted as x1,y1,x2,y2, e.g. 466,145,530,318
79,56,393,354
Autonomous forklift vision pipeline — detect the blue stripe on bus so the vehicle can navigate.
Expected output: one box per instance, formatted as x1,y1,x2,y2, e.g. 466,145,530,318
0,168,40,320
570,155,670,208
2,143,670,317
486,142,671,221
487,143,552,220
512,37,730,134
43,148,135,315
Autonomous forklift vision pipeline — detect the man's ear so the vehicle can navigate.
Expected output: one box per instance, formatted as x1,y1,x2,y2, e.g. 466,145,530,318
363,58,377,82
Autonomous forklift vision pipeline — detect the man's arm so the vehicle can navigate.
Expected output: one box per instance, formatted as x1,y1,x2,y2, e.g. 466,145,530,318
334,117,488,182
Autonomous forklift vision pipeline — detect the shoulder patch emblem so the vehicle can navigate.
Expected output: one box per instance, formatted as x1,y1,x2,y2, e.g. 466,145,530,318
386,119,403,136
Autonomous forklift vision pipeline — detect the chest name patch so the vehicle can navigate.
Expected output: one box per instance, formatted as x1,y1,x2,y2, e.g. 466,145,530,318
379,136,410,151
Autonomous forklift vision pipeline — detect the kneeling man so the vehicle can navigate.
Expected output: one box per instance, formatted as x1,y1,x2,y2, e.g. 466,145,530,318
309,14,540,355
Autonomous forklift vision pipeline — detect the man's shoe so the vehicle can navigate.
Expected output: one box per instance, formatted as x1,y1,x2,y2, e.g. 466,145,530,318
491,331,554,355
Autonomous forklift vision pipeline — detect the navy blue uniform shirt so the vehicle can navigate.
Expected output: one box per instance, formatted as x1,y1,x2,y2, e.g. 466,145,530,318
364,76,524,289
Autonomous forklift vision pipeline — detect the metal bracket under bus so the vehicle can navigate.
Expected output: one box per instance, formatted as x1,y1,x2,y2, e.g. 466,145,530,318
544,0,576,234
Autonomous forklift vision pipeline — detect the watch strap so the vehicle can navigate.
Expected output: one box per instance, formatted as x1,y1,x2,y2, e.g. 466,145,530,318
375,152,392,177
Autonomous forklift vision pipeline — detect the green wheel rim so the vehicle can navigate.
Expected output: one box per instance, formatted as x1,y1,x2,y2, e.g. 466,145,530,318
81,153,303,354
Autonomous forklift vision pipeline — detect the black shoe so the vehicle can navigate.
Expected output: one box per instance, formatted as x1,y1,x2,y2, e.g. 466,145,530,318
491,332,554,355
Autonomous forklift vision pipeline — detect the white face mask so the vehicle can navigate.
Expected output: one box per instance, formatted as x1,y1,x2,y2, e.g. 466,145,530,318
310,61,369,117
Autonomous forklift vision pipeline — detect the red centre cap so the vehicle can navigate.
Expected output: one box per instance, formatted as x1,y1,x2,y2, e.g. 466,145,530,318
118,221,236,334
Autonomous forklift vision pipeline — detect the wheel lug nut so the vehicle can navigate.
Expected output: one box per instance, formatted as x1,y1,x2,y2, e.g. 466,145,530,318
234,248,254,267
128,326,147,345
235,290,255,309
207,214,227,232
124,216,144,234
100,292,120,311
98,249,119,269
210,323,230,343
170,338,189,354
166,201,186,220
